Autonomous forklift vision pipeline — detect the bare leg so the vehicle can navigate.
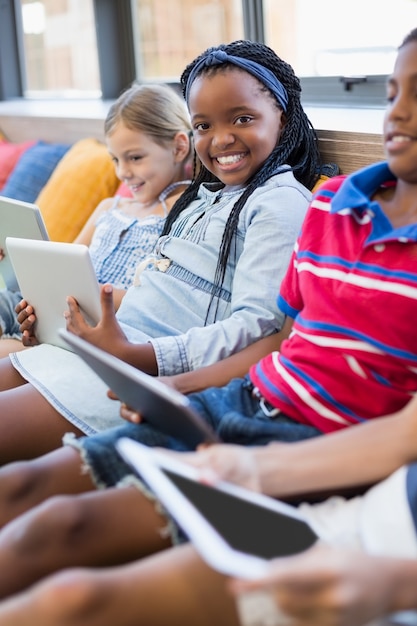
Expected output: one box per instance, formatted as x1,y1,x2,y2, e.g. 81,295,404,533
0,485,173,598
0,384,84,462
0,355,27,390
0,358,84,463
0,447,95,528
0,339,26,358
0,545,239,626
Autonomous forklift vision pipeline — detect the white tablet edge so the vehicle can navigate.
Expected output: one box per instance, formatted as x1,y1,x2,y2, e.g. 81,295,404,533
116,437,314,580
6,238,101,349
0,199,49,291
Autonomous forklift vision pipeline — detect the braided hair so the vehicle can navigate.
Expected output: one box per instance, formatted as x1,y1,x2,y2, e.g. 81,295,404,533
162,40,322,321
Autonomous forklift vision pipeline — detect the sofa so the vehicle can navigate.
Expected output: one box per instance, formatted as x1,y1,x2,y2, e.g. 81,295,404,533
0,129,339,248
0,133,132,244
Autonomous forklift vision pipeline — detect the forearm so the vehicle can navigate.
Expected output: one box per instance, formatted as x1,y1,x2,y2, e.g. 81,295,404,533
169,327,291,395
231,547,417,625
253,403,417,498
382,558,417,613
116,341,158,376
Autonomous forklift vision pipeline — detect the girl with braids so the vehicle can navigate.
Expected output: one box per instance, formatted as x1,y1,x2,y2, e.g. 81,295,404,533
0,39,320,462
0,39,326,600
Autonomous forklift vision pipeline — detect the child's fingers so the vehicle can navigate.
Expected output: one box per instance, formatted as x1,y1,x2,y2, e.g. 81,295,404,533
64,296,89,334
120,403,142,423
65,295,80,314
14,299,28,314
16,306,34,325
99,284,116,323
21,329,40,347
19,313,36,332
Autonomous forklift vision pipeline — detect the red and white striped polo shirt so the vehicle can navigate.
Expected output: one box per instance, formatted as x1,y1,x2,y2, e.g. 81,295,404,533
250,162,417,433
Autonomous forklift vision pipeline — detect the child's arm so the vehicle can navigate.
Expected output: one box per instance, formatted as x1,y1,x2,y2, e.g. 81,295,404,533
229,544,417,626
255,396,417,498
73,198,114,246
151,185,306,377
165,316,294,394
65,282,293,378
116,317,293,425
175,394,417,500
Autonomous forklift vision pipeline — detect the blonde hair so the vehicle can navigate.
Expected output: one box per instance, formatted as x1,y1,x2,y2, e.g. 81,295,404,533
105,83,191,145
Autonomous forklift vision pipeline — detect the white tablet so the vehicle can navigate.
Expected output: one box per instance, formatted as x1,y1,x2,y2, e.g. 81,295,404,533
59,329,220,448
6,237,101,349
116,438,319,580
0,196,49,291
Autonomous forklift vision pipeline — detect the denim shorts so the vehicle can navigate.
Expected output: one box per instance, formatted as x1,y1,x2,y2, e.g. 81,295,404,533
66,375,321,489
0,289,22,338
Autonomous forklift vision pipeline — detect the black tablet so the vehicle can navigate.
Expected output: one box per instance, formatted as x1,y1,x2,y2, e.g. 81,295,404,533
59,329,220,448
116,437,318,580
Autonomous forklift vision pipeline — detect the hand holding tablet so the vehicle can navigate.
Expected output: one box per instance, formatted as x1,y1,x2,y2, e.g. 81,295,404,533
59,329,220,448
116,438,318,580
6,238,101,349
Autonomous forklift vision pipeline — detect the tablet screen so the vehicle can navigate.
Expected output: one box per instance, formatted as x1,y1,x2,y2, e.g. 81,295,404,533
59,329,220,447
162,469,318,559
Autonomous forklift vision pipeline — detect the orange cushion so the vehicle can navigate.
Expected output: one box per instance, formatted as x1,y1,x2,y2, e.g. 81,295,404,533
0,139,36,190
36,138,120,242
311,174,329,193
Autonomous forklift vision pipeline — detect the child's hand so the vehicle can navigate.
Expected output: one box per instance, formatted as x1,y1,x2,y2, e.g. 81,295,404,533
15,299,40,346
107,378,180,425
120,403,143,424
64,284,129,355
228,544,403,626
173,444,262,492
106,389,144,424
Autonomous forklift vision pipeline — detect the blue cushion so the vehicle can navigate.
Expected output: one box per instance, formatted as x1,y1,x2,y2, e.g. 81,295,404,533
1,141,70,203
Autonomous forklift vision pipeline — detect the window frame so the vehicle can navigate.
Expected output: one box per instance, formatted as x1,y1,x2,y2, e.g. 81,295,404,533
0,0,388,107
0,0,25,99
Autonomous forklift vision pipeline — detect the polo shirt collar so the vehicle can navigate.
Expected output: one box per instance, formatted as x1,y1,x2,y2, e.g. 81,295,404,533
330,162,396,215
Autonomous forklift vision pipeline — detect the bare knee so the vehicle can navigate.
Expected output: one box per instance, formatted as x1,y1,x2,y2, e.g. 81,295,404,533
0,460,47,526
29,569,110,626
0,446,92,529
5,494,93,554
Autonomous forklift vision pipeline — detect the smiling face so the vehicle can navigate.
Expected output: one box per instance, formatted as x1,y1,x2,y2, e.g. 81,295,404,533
384,39,417,183
106,122,186,205
188,67,285,187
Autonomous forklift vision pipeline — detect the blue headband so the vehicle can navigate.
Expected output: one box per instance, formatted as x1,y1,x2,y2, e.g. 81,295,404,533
184,49,288,112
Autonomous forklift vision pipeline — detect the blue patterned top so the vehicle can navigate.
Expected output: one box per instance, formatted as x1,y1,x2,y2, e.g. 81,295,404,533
89,180,190,289
89,196,166,289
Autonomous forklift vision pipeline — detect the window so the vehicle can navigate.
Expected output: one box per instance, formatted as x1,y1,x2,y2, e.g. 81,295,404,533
132,0,244,82
263,0,417,106
1,0,417,105
20,0,100,97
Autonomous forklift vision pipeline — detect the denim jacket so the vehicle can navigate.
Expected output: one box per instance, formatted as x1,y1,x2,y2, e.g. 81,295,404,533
117,168,311,376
